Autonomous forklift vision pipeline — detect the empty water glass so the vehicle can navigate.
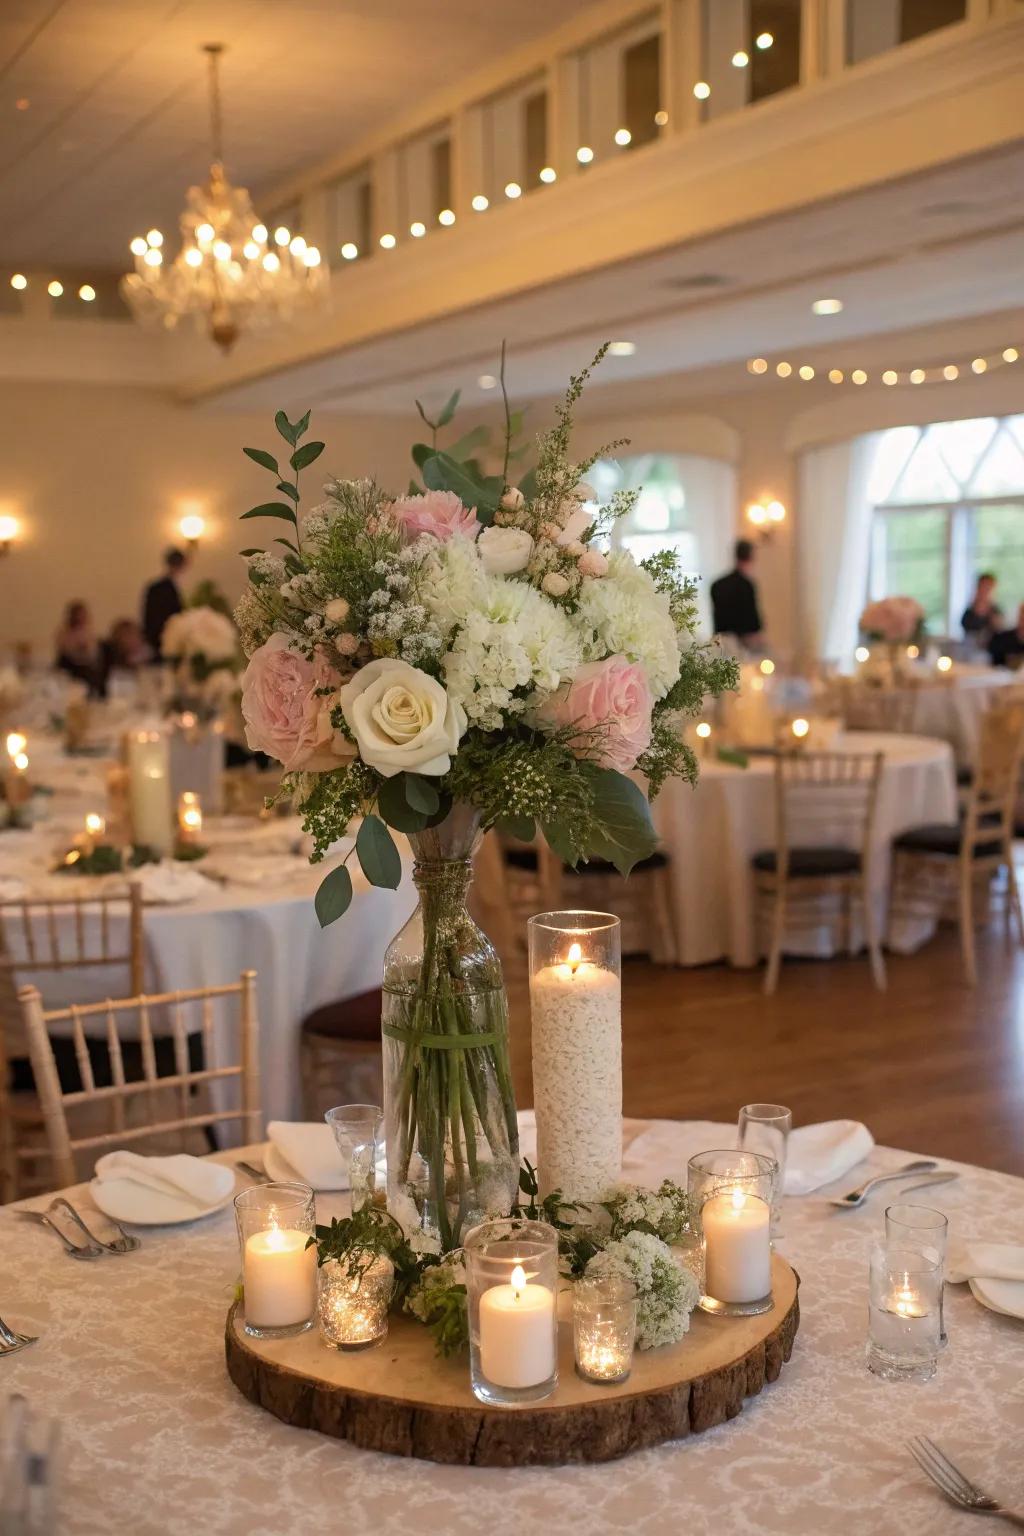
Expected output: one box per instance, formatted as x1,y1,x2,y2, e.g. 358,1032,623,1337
885,1202,949,1346
325,1104,383,1200
737,1103,792,1227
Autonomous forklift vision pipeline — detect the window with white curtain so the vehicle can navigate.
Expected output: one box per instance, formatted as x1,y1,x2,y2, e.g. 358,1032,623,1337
868,415,1024,632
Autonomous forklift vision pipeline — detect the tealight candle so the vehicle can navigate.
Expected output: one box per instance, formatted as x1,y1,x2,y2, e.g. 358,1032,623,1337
702,1189,772,1304
177,790,203,844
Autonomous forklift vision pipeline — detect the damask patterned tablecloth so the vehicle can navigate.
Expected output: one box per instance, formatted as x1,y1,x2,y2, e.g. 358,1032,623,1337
3,1117,1023,1536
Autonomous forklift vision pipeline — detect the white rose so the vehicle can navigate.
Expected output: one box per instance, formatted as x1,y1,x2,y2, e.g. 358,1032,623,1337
477,526,534,576
557,506,596,546
500,486,525,512
325,596,351,623
542,572,570,598
339,658,466,777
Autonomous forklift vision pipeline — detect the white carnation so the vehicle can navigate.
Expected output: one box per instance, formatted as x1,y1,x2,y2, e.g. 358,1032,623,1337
576,551,681,699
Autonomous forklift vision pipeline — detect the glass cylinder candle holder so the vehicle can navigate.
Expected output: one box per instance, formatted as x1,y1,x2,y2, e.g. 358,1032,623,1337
867,1243,942,1382
234,1182,317,1339
885,1203,949,1347
318,1251,394,1350
527,912,622,1205
573,1275,637,1385
464,1218,559,1406
687,1150,774,1316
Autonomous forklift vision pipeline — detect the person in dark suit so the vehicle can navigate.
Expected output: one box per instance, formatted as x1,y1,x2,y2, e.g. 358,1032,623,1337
710,539,763,647
142,547,189,656
989,604,1024,669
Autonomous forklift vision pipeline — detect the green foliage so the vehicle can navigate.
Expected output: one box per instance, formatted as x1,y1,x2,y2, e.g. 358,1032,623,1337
532,344,627,516
447,728,594,843
314,863,353,927
422,452,502,523
602,1179,692,1244
579,765,659,874
313,1206,421,1306
636,714,699,798
513,1161,602,1278
355,814,401,889
240,502,297,527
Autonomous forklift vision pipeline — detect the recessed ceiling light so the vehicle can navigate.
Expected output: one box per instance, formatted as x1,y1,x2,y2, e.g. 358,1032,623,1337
812,297,843,315
608,341,636,356
478,374,497,389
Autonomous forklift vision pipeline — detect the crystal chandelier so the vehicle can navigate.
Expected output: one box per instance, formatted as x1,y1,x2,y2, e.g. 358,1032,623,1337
121,44,327,352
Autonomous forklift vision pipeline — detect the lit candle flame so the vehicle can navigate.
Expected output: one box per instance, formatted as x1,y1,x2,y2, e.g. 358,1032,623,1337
6,732,26,760
511,1263,527,1298
567,942,583,974
791,717,809,739
730,1188,746,1212
937,655,952,673
85,812,105,836
13,752,28,772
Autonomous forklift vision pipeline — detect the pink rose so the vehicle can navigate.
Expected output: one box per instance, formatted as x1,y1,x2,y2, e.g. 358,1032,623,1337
390,490,480,543
241,634,348,772
578,549,609,578
537,655,653,772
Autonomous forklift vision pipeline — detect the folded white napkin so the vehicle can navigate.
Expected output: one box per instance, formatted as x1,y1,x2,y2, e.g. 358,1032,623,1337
94,1150,234,1209
267,1120,347,1189
131,862,212,905
784,1120,875,1195
205,853,306,888
947,1242,1024,1285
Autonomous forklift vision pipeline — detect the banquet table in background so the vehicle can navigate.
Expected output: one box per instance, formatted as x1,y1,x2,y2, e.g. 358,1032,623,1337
652,733,957,968
892,663,1019,764
3,1114,1022,1536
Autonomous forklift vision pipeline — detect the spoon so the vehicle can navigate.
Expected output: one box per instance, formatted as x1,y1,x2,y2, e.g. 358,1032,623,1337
17,1209,104,1259
828,1159,938,1209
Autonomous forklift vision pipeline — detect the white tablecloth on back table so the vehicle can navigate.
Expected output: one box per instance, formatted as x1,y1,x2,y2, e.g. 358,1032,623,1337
906,663,1018,763
652,732,957,967
4,1114,1022,1535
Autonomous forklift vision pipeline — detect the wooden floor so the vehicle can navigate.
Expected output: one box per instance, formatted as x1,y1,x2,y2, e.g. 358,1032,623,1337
505,925,1024,1178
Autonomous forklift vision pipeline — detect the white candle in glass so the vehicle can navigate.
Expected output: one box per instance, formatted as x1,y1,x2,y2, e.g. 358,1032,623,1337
84,812,106,850
702,1189,771,1303
530,941,621,1202
243,1227,318,1329
177,791,203,844
127,730,172,853
479,1264,556,1388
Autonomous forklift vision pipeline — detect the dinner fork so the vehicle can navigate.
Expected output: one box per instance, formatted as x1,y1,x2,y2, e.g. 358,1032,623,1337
909,1436,1024,1528
235,1159,270,1184
47,1197,140,1255
828,1160,937,1208
0,1316,39,1355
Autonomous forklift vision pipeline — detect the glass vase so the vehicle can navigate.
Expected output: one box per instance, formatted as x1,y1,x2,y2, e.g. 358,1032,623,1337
381,802,519,1252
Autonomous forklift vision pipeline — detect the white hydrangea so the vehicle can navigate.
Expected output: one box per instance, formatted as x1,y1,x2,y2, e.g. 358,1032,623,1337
585,1230,699,1350
576,551,681,700
161,606,238,663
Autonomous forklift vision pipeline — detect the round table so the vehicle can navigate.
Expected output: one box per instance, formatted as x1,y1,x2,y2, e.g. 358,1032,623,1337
651,733,957,967
4,1114,1022,1535
902,663,1019,764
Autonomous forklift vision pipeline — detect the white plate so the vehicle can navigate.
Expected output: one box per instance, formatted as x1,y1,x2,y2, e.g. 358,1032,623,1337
264,1141,348,1192
88,1171,240,1226
969,1275,1024,1320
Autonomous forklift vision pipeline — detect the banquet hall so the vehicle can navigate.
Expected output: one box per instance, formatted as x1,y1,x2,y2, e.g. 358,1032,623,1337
1,2,1023,1531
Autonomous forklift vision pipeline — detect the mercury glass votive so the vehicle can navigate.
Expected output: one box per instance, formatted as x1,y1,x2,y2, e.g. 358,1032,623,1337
464,1218,559,1407
234,1182,317,1339
687,1150,774,1316
573,1275,637,1384
317,1251,394,1350
866,1243,942,1383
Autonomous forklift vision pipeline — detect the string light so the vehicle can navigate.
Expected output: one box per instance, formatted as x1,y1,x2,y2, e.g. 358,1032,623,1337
608,340,636,356
341,242,359,260
972,357,987,374
273,226,290,246
504,181,522,199
129,236,147,256
812,297,843,315
47,279,64,295
614,128,631,145
10,274,27,290
776,361,792,377
747,346,1020,387
184,247,204,266
478,374,498,389
693,81,711,99
828,369,844,383
539,166,557,183
576,145,594,163
798,365,815,380
471,194,489,210
379,233,397,249
851,370,867,385
747,358,768,374
409,221,426,237
910,368,925,384
438,208,456,226
654,110,669,126
78,284,95,301
731,51,749,67
756,32,774,48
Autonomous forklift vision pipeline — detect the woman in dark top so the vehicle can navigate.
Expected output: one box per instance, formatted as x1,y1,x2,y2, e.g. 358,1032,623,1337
55,600,103,695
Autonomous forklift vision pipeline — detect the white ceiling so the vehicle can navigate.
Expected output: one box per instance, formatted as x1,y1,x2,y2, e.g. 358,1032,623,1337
0,0,600,270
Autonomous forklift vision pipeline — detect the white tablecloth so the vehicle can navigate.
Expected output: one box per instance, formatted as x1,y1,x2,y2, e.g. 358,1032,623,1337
652,733,957,967
3,1115,1022,1536
905,664,1018,763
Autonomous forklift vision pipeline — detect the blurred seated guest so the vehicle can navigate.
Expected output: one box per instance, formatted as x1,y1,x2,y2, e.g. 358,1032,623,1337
100,618,151,694
989,605,1024,669
711,539,763,649
54,600,102,694
142,547,189,655
961,572,1004,645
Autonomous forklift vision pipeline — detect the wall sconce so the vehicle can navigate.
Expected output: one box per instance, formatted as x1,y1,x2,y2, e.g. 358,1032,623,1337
0,514,20,555
179,512,206,550
746,498,786,541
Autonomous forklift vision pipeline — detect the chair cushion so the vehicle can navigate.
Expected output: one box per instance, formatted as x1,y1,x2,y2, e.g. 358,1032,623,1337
301,989,382,1042
751,846,861,876
956,767,974,788
893,823,1002,858
505,848,669,874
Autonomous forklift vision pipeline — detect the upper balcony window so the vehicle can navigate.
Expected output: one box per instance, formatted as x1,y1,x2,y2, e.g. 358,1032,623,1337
572,13,663,168
396,121,453,232
847,0,967,66
700,0,800,121
473,75,548,203
325,165,372,266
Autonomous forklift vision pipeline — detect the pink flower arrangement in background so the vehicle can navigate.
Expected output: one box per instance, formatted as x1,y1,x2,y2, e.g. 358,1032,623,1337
241,634,348,772
390,489,481,543
859,596,926,644
537,654,653,772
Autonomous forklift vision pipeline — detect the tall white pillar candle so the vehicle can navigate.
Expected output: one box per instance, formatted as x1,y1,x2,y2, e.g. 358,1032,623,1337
530,946,622,1202
703,1190,771,1303
478,1264,557,1388
243,1228,318,1329
127,730,173,854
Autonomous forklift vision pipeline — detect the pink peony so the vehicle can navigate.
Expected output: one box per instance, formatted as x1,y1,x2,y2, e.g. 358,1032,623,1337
390,490,480,543
241,634,348,772
537,654,653,772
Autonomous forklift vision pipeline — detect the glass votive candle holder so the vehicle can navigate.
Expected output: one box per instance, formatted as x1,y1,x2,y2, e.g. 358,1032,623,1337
867,1243,942,1382
464,1218,559,1407
687,1150,775,1316
234,1182,317,1339
318,1251,394,1350
573,1275,637,1384
885,1203,950,1347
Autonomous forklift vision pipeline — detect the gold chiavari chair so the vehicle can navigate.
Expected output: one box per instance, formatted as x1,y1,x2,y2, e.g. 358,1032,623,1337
752,750,886,995
833,677,920,735
890,699,1024,986
18,972,261,1190
0,885,145,1201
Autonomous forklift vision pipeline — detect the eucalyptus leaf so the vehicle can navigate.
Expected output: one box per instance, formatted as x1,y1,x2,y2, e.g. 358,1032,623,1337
274,537,300,554
356,814,402,890
542,819,581,869
580,765,658,875
239,547,262,557
404,774,440,815
314,863,353,927
518,466,538,501
445,424,489,462
422,452,501,517
240,502,298,525
496,814,535,843
290,440,325,472
275,410,298,446
276,479,300,502
376,774,429,833
243,446,279,473
294,409,311,439
414,399,434,430
411,442,434,470
436,389,461,427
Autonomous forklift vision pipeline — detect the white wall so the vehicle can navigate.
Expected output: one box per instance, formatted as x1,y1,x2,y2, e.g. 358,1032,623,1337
0,383,414,659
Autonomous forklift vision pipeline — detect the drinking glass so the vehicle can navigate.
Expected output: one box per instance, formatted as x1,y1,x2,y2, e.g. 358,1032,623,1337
737,1103,791,1228
325,1103,383,1206
885,1203,949,1347
866,1243,941,1382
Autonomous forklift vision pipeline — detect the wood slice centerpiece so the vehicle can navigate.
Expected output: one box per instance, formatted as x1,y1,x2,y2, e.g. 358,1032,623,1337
226,1252,799,1466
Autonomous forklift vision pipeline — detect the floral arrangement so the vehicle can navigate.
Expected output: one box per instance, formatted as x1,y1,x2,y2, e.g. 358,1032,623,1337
859,596,926,645
0,666,24,722
162,595,242,719
235,346,737,922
